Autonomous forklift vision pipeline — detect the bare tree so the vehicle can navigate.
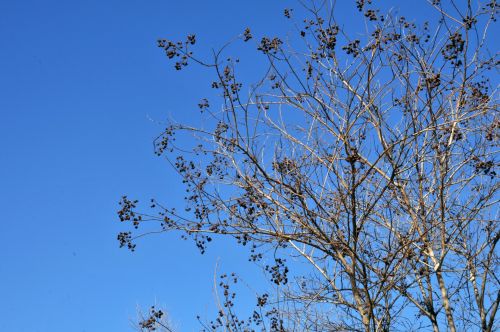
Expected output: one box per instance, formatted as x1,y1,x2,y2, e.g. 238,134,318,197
119,0,499,331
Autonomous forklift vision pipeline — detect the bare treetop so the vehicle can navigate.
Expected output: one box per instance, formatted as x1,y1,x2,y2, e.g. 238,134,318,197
121,1,499,331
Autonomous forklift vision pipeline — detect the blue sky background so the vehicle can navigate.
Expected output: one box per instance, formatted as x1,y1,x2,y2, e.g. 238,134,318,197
0,1,468,331
0,1,294,331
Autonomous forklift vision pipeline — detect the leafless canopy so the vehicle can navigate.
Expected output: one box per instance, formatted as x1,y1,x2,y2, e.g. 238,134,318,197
120,1,499,331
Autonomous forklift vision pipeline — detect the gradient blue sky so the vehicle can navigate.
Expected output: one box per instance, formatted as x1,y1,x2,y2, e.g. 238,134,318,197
0,1,294,331
0,1,459,331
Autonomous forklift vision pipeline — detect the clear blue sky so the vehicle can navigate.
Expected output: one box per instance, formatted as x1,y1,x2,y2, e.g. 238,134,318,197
0,1,295,331
0,1,459,331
